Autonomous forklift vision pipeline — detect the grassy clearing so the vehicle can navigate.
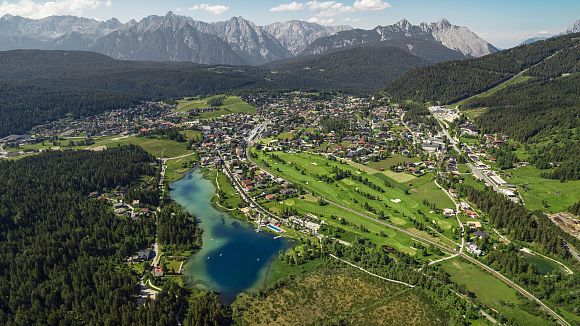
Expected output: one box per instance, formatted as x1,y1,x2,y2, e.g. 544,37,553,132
233,268,449,326
441,259,551,326
506,166,580,213
367,155,419,171
253,150,460,246
455,75,532,109
174,95,255,119
84,135,193,158
214,170,244,209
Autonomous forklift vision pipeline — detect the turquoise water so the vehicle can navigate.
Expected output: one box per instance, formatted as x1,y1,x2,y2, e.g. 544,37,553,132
170,168,290,303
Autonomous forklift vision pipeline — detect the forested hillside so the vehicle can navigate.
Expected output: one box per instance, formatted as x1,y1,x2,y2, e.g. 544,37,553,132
263,45,430,93
383,33,579,104
384,33,580,180
0,46,442,138
0,50,261,138
0,147,227,324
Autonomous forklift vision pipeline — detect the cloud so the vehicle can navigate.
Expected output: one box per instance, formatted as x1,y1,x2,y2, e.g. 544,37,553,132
270,0,390,21
0,0,111,19
353,0,390,11
271,1,305,12
307,16,334,25
188,3,229,15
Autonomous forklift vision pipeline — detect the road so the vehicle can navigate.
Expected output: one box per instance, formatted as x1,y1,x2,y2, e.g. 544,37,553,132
248,151,570,325
240,120,570,325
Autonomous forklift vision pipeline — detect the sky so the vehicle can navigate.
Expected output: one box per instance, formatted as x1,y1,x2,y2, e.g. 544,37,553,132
0,0,578,48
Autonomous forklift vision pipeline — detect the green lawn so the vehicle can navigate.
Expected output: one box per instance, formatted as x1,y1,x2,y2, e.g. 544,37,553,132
441,259,551,326
506,166,580,213
253,150,459,247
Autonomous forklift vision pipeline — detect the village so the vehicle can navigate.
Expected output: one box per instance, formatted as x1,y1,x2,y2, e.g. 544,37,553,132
1,93,540,267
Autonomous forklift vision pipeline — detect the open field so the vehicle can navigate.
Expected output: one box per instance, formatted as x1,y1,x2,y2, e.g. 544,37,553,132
174,95,255,119
252,150,460,244
367,155,419,171
233,268,449,326
505,166,580,213
441,259,551,326
214,170,244,209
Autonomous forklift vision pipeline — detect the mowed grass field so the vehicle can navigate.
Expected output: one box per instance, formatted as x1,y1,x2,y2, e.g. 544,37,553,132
175,95,255,119
441,259,551,326
233,268,449,326
505,166,580,213
406,174,455,210
252,150,460,246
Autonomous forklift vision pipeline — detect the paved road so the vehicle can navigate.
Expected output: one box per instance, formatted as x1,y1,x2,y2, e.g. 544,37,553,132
245,129,570,325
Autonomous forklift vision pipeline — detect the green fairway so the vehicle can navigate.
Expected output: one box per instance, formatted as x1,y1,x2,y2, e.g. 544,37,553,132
347,158,416,183
441,259,551,326
265,196,421,256
506,166,580,213
174,95,255,119
252,149,460,246
406,175,455,210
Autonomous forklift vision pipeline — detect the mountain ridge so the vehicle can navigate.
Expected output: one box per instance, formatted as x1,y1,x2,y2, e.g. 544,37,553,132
0,13,496,65
302,18,497,59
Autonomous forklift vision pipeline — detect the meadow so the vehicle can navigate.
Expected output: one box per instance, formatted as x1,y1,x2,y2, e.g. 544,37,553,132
174,95,255,119
233,268,449,326
505,166,580,213
441,259,551,326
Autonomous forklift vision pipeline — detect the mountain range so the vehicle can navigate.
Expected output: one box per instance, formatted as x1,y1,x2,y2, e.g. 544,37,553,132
302,18,497,59
520,19,580,45
0,12,496,65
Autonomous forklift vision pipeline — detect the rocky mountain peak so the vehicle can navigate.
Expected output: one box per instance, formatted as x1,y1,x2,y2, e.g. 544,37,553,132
565,19,580,33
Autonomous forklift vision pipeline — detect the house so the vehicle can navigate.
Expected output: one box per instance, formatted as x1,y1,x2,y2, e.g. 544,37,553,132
474,230,489,239
466,242,483,256
464,210,479,218
467,221,482,229
265,194,276,201
152,266,164,277
443,208,455,217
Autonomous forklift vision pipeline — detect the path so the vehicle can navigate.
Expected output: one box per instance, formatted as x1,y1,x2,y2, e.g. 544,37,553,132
520,248,574,275
329,254,415,288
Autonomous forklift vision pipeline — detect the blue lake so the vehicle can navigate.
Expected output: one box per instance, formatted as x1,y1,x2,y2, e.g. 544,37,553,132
170,168,290,303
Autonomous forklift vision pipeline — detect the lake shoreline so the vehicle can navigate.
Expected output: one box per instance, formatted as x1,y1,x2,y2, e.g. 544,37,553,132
170,167,291,304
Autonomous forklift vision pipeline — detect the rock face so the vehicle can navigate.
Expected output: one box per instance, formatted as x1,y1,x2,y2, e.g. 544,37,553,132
303,18,497,59
0,14,122,49
90,19,243,65
0,13,497,64
265,20,351,55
